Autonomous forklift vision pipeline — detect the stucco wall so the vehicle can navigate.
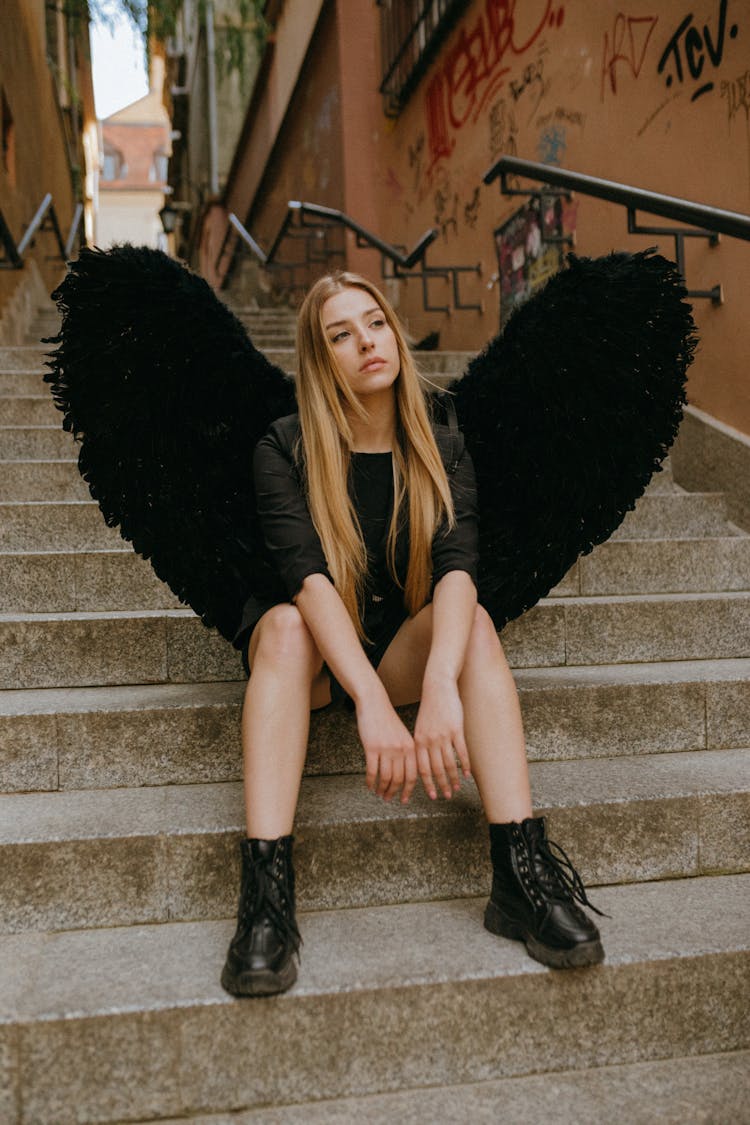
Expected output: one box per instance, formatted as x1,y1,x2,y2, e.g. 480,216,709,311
0,0,81,317
363,0,750,433
246,2,344,260
212,0,749,433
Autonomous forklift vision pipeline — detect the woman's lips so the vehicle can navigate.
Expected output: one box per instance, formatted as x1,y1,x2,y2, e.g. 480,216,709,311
359,357,387,371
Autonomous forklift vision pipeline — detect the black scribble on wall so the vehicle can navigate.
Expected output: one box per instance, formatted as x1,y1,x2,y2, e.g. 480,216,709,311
657,0,739,103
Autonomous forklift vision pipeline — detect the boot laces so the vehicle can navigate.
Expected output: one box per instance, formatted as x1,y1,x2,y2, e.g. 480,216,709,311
243,855,302,951
535,836,608,918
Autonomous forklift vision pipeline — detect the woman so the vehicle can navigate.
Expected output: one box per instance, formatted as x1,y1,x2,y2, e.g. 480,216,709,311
221,271,604,998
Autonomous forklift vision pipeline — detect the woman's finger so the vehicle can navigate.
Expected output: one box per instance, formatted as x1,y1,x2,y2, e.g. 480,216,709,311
429,745,452,799
382,758,405,802
441,743,461,791
376,759,393,798
400,753,418,804
365,752,378,792
454,730,471,779
417,746,436,800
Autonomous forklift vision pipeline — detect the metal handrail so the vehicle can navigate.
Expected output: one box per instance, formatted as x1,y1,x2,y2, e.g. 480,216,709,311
216,202,481,313
216,200,437,275
0,195,85,270
484,156,750,243
484,156,750,304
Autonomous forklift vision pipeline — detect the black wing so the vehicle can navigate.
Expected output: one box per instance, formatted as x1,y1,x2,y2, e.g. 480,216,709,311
44,244,296,641
448,249,697,628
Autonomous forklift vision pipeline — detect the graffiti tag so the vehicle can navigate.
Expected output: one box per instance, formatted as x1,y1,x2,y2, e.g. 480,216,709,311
464,187,482,229
657,0,739,103
537,123,567,164
434,178,460,241
488,97,519,159
601,13,659,98
720,67,750,121
425,0,565,171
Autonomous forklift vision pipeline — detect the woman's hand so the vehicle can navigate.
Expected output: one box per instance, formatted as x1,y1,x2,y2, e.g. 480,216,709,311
357,693,418,804
414,676,471,800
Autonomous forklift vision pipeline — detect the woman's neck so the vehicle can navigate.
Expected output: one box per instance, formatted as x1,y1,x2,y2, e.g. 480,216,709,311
346,390,396,453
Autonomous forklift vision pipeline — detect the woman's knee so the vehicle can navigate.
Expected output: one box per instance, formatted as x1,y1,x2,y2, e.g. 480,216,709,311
467,604,503,660
250,604,322,672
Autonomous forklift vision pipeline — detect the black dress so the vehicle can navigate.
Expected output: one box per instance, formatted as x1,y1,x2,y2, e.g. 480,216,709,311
235,413,479,703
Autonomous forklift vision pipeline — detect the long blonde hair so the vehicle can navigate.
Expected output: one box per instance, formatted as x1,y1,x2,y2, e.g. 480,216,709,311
295,271,455,639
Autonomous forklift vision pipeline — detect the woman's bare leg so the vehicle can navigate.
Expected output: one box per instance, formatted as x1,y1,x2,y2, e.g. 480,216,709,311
376,604,532,822
242,604,331,838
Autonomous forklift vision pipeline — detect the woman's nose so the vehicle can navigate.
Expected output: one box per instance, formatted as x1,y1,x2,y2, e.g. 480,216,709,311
359,330,374,351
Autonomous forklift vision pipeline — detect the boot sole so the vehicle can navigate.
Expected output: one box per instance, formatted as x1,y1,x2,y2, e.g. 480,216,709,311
484,900,604,970
220,957,298,998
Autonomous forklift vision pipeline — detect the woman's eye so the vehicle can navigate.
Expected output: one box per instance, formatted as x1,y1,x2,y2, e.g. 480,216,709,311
331,331,349,343
370,318,385,328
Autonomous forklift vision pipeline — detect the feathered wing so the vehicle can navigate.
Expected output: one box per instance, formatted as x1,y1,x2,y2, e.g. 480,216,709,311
448,249,697,628
44,244,296,641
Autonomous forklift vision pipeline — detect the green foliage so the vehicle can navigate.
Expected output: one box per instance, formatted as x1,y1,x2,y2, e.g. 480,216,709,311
64,0,269,71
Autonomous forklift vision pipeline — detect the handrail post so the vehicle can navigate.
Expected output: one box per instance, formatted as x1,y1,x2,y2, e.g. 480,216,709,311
0,209,23,269
16,194,54,258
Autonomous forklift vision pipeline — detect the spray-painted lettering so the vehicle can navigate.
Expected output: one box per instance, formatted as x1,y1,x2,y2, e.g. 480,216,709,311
425,0,565,171
601,13,659,98
721,67,750,121
537,123,567,164
657,0,739,103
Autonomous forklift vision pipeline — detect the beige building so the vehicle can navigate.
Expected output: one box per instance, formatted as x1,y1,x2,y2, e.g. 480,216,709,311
97,58,170,250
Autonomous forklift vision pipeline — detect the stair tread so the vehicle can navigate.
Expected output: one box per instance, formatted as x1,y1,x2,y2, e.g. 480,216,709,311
2,873,748,1022
147,1051,750,1124
2,657,748,715
2,748,748,844
3,589,749,625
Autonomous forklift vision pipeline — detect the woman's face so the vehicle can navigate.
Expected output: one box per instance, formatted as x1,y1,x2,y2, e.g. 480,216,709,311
321,286,400,399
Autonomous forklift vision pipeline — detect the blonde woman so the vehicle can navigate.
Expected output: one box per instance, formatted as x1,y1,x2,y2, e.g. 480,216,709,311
221,272,604,997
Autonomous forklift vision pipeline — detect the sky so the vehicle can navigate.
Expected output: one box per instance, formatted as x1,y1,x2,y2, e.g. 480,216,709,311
90,12,149,120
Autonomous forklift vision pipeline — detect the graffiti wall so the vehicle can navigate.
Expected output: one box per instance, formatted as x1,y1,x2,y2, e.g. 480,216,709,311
366,0,749,432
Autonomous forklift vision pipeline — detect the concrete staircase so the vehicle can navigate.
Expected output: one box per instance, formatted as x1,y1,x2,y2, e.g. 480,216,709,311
1,304,749,1124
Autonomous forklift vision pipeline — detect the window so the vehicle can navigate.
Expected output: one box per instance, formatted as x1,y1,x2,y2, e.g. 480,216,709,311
102,144,126,181
378,0,466,117
150,151,169,183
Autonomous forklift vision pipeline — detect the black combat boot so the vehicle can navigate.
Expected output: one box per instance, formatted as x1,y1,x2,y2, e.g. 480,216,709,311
484,817,605,969
221,835,301,997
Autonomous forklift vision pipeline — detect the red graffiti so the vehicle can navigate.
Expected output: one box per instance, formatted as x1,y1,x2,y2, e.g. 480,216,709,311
601,13,659,99
425,0,564,170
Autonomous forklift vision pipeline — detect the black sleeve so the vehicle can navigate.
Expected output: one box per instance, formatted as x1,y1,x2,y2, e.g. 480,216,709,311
252,429,333,601
431,446,479,591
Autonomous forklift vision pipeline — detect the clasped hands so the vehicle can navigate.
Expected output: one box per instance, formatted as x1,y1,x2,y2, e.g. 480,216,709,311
358,678,471,804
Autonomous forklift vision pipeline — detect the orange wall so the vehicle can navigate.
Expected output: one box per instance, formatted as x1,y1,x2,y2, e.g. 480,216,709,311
363,0,750,433
0,0,91,315
218,0,750,433
246,2,345,258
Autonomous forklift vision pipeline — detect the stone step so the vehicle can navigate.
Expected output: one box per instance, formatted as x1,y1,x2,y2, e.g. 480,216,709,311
4,533,746,614
0,460,86,501
572,535,750,595
610,492,730,538
2,592,750,689
143,1051,750,1124
1,748,748,933
0,370,48,395
0,426,75,459
1,874,747,1123
0,501,122,551
0,395,57,426
0,345,50,370
1,659,748,794
0,548,182,613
